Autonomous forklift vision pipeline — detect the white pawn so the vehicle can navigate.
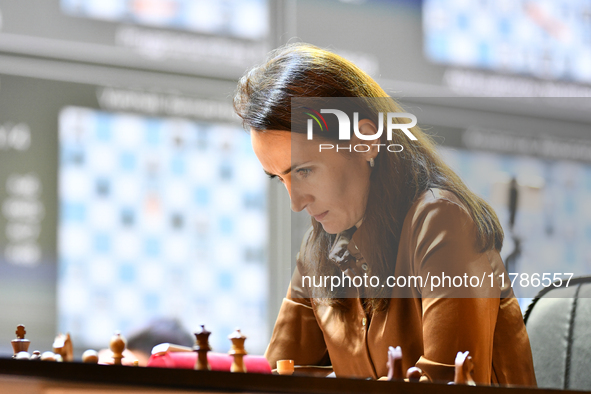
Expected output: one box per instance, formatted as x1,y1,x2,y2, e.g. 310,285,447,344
82,349,99,363
15,351,31,360
41,351,57,361
228,328,247,373
110,332,127,365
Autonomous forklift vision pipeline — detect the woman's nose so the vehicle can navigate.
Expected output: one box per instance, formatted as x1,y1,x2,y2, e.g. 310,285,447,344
286,179,310,213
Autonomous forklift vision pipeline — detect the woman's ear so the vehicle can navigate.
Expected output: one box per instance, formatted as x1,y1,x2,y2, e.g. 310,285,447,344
353,119,380,164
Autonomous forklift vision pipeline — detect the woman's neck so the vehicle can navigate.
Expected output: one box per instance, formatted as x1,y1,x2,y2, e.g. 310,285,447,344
355,218,363,229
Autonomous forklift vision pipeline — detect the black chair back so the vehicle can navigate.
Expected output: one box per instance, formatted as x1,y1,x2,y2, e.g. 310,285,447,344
524,275,591,390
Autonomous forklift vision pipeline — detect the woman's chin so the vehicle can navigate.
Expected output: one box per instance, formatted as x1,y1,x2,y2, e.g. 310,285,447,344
319,222,345,235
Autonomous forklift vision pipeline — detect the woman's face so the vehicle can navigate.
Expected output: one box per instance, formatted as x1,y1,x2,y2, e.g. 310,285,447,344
251,129,375,234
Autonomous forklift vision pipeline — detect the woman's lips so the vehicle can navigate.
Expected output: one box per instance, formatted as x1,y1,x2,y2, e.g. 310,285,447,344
313,211,328,221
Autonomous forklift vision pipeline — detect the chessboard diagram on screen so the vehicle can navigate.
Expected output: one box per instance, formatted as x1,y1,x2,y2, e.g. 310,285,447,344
58,106,268,354
423,0,591,83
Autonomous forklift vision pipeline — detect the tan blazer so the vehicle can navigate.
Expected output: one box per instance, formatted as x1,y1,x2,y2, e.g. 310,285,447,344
265,189,537,386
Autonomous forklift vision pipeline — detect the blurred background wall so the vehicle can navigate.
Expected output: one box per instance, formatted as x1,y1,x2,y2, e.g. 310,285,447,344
0,0,590,356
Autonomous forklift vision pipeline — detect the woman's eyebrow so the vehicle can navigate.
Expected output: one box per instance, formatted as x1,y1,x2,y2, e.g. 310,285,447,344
264,169,278,178
263,164,303,177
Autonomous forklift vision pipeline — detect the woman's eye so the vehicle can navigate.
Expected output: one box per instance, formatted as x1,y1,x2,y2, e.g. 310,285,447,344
267,174,284,184
296,168,311,178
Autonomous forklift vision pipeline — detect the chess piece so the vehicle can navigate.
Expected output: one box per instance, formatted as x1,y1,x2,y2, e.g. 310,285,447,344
40,351,57,361
15,351,31,360
53,333,74,362
110,332,127,366
193,325,212,371
30,351,41,360
406,367,424,382
276,359,295,375
82,349,99,363
228,328,247,373
386,346,403,380
453,351,476,386
11,325,30,357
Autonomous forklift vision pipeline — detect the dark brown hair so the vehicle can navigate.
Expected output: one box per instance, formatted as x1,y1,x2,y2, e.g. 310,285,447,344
234,43,504,313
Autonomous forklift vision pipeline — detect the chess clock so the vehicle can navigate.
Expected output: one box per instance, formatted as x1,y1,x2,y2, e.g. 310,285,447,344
423,0,591,83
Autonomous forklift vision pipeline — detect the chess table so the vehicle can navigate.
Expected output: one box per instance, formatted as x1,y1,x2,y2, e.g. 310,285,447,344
0,357,579,394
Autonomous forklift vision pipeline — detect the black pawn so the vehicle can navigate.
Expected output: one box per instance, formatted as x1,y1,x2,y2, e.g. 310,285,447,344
193,325,211,371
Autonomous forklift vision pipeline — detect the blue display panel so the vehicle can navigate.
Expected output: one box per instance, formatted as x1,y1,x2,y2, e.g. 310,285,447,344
0,1,270,80
60,0,269,40
423,0,591,83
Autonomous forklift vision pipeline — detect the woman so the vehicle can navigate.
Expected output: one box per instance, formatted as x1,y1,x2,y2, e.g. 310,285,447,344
234,43,536,386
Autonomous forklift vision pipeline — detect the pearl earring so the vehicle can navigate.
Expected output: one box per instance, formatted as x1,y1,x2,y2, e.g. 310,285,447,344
369,158,375,168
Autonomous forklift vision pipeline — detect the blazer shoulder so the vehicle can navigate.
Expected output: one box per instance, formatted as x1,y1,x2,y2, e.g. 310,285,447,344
420,188,466,208
407,188,473,229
